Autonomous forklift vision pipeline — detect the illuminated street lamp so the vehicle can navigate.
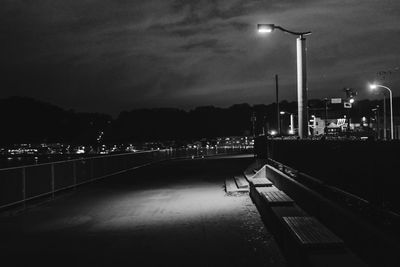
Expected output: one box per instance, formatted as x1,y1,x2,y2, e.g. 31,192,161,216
369,83,393,140
257,24,274,33
257,24,312,139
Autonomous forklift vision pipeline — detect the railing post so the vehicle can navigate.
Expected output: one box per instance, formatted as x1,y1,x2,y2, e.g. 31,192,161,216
22,167,26,210
51,163,55,199
73,161,77,189
90,159,94,180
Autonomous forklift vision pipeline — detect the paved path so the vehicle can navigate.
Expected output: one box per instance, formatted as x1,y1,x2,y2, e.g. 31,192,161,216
1,155,286,267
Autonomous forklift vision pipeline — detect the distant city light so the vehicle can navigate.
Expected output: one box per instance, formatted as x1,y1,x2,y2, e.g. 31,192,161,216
270,130,277,136
349,98,355,104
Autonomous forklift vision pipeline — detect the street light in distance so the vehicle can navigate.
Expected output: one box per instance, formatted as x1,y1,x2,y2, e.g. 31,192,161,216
369,83,393,140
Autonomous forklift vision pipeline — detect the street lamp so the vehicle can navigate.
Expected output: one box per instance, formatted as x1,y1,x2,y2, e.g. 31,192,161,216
369,83,393,140
257,24,312,139
257,24,274,33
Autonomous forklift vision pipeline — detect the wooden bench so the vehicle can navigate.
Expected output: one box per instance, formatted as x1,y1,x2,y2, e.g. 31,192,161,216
249,177,273,187
283,216,344,249
255,186,279,194
261,191,294,207
250,185,279,210
270,206,307,246
281,216,347,266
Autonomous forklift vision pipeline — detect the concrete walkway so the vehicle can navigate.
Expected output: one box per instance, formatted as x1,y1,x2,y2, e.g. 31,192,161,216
0,155,286,267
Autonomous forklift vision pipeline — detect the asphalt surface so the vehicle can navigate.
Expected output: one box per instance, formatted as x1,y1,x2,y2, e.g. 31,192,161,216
0,155,286,267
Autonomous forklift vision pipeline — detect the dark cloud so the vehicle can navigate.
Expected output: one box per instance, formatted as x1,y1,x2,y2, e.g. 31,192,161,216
0,0,399,115
180,39,233,54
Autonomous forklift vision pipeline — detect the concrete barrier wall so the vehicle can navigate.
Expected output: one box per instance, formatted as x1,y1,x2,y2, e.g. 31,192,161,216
255,136,400,213
264,163,400,266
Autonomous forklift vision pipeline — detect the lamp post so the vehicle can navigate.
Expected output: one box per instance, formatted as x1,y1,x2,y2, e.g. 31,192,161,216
370,84,393,140
257,24,311,139
383,93,387,140
275,74,280,135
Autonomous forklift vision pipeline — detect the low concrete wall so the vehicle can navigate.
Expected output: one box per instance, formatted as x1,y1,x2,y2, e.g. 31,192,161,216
265,163,400,267
255,136,400,213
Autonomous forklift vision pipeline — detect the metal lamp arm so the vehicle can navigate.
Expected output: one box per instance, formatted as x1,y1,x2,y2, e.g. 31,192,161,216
275,25,312,36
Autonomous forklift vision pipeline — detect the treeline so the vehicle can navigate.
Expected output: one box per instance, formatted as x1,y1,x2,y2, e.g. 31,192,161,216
0,96,398,145
0,97,111,145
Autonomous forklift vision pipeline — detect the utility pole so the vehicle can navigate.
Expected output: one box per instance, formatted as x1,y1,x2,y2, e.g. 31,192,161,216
343,88,357,136
262,116,267,135
324,98,329,135
275,74,280,135
251,112,256,138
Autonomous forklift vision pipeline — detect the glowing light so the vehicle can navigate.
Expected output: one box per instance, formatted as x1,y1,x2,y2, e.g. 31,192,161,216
270,130,277,136
257,24,274,34
349,98,355,104
369,83,377,90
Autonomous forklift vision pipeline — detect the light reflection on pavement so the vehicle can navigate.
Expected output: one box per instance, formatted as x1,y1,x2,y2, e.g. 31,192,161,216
1,155,286,267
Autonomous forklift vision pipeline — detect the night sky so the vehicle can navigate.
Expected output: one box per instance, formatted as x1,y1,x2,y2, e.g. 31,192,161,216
1,0,400,115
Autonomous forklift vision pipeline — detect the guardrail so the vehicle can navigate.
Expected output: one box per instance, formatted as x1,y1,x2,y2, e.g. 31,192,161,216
0,147,250,210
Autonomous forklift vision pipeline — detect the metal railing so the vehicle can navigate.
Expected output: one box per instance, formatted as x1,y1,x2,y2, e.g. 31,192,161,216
0,147,250,210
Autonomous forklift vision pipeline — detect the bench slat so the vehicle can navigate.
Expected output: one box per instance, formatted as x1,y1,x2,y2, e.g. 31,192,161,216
250,177,273,187
283,216,344,248
256,186,279,194
262,191,294,206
